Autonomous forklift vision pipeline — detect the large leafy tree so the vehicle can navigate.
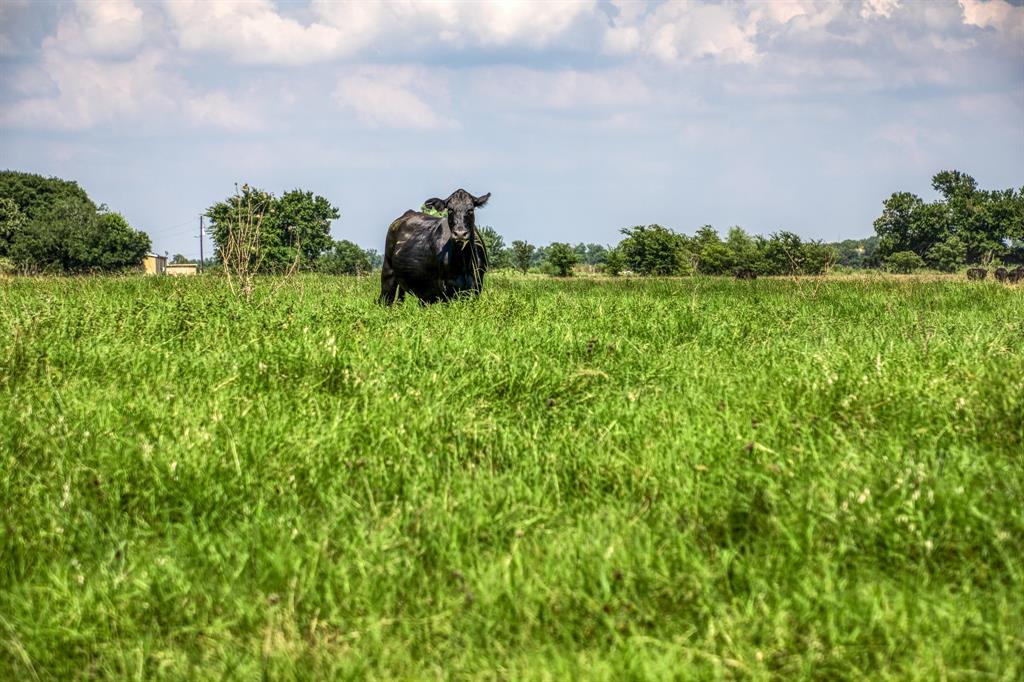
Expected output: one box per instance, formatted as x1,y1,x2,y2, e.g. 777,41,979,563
618,224,689,275
0,171,95,221
207,186,339,271
478,226,509,269
726,226,761,272
510,240,535,274
545,242,578,277
873,170,1023,265
317,240,373,275
1,171,150,273
273,189,339,262
0,198,27,258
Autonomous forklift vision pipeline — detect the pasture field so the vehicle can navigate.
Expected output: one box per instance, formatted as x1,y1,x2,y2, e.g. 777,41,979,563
1,273,1022,680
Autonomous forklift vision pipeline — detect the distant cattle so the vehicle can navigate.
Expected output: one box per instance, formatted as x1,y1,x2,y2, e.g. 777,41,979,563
379,188,491,305
966,268,987,281
734,268,757,280
1009,266,1024,284
994,267,1009,282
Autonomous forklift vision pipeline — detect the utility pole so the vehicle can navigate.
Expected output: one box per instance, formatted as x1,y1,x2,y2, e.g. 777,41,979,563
199,214,204,273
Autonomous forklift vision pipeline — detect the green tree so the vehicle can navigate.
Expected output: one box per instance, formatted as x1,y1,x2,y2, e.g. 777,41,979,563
207,186,339,272
618,224,689,276
873,192,944,260
831,236,880,268
760,231,806,275
478,226,509,269
0,197,27,258
0,171,95,222
885,250,926,273
800,240,836,275
925,236,965,272
511,240,535,274
170,253,191,264
603,247,625,276
70,212,151,271
317,240,372,275
726,226,760,273
273,189,340,264
873,170,1023,267
545,242,578,277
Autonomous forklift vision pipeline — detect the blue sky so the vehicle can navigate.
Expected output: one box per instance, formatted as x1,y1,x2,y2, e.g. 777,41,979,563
1,0,1022,259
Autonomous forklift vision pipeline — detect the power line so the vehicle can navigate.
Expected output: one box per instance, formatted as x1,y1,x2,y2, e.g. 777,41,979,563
147,217,197,236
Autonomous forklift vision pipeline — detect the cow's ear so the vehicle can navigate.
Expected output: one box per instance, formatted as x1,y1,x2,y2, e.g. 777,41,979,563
423,198,445,212
473,192,491,208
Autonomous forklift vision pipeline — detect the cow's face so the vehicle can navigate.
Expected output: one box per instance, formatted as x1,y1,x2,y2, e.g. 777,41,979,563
424,189,491,243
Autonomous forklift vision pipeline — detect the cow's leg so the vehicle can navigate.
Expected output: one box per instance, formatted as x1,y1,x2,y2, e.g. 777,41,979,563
378,262,403,305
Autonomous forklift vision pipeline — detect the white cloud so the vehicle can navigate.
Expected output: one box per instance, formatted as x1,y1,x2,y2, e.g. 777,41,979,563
470,66,653,112
0,44,261,132
333,67,452,130
860,0,901,20
51,0,146,57
154,1,596,66
960,0,1024,41
162,0,348,65
313,0,595,52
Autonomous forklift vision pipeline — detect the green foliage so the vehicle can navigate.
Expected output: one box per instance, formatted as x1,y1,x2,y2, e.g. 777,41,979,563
316,239,374,275
1,275,1021,678
831,236,880,268
885,250,926,273
207,185,339,272
602,247,625,276
926,236,965,273
618,224,689,275
0,197,27,258
573,243,608,266
510,240,535,274
70,212,151,272
874,170,1024,265
545,242,578,276
0,170,95,221
0,171,149,273
691,227,734,275
725,226,761,272
275,189,340,263
800,240,837,275
170,254,191,264
478,226,509,269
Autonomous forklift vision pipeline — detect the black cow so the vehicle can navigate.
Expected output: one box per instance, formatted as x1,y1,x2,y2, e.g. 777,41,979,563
994,267,1009,282
734,268,757,280
966,268,987,281
379,189,491,304
1010,266,1024,283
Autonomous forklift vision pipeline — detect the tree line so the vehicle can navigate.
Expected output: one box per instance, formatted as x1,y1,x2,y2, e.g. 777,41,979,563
480,169,1022,277
0,171,150,274
3,168,1019,276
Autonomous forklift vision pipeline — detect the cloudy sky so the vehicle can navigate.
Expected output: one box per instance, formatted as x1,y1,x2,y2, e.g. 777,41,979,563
1,0,1022,258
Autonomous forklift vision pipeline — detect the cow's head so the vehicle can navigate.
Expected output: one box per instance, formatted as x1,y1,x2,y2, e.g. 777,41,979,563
424,189,491,243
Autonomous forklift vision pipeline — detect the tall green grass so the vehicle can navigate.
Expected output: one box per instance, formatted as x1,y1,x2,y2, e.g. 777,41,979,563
1,273,1022,679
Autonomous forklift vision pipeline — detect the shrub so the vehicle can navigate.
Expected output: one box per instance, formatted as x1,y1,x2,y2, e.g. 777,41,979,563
545,242,578,277
885,250,926,273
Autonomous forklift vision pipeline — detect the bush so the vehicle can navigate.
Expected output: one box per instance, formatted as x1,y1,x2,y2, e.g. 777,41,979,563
0,172,149,273
618,224,689,276
511,240,535,274
316,240,373,275
603,248,625,276
885,250,926,273
926,237,965,273
545,242,578,277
